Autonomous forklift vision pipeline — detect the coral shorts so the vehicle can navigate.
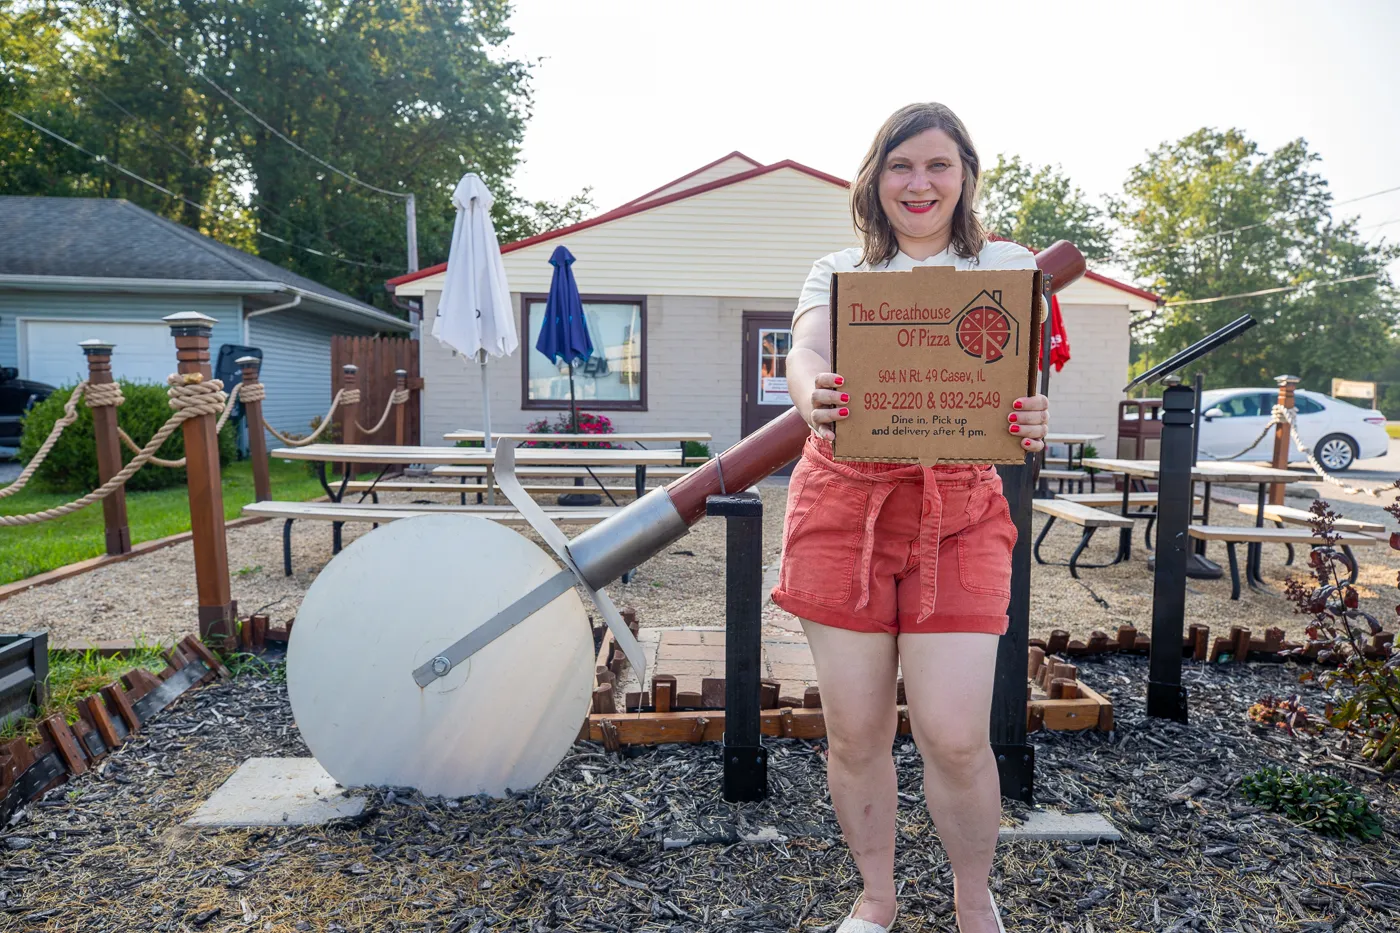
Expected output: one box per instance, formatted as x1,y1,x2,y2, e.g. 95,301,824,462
770,436,1016,636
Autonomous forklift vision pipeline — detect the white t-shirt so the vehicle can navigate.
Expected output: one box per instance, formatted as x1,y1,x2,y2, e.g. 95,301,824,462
793,240,1042,326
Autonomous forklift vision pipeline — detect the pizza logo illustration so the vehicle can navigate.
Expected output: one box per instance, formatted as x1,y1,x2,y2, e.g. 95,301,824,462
954,290,1018,363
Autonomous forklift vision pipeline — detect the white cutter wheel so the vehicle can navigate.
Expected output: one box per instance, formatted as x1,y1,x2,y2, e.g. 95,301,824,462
286,513,594,798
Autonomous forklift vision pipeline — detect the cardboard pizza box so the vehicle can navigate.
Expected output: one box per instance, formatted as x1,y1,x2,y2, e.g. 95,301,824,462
830,265,1042,465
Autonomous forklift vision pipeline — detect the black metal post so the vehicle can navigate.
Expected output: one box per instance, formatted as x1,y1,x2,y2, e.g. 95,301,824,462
1147,382,1195,722
709,491,768,802
992,454,1037,803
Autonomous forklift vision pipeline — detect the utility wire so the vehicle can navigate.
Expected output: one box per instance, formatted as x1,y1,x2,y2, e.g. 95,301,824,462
123,4,409,199
1156,183,1400,251
63,65,389,267
5,108,399,271
1161,272,1384,307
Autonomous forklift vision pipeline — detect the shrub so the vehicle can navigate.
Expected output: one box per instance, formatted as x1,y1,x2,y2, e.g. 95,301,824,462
18,381,236,493
1240,766,1383,840
523,411,616,449
1283,487,1400,771
683,440,711,461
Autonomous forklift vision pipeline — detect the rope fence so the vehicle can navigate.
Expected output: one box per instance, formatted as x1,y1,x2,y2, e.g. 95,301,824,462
0,374,226,526
1198,402,1392,497
354,388,411,436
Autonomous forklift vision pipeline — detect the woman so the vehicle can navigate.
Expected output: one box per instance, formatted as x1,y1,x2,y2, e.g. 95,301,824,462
773,102,1050,933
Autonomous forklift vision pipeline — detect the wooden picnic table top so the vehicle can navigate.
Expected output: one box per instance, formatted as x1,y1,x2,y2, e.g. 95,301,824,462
270,443,686,466
1045,433,1105,445
1081,458,1304,485
444,429,711,444
243,500,617,524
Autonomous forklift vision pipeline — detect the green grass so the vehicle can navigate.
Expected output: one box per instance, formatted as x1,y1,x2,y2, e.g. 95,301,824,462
1387,423,1400,439
1,644,169,744
0,458,330,585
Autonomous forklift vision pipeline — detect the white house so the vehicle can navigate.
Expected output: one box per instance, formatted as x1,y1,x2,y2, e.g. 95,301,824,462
387,153,1160,456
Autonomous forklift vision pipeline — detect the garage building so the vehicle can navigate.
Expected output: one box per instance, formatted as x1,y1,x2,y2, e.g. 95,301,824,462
0,196,412,445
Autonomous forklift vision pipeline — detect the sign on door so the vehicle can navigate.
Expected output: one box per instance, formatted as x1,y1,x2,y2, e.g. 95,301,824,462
757,328,791,405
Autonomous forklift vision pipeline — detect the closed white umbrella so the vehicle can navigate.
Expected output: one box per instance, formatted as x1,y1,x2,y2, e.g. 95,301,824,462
433,173,517,451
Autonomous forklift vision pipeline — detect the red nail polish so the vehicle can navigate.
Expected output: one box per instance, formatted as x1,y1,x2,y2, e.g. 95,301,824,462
1023,439,1032,447
834,376,844,386
838,408,849,417
840,393,849,403
1008,413,1017,423
1010,424,1020,433
1013,399,1023,410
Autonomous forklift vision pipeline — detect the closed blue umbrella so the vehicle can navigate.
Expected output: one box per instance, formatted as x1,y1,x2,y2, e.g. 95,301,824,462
535,245,593,431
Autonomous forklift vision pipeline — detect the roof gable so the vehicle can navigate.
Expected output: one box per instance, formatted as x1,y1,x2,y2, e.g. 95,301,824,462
385,155,1161,306
617,151,763,208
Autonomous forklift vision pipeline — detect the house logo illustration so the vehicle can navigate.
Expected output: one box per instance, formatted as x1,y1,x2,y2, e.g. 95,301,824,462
954,289,1018,363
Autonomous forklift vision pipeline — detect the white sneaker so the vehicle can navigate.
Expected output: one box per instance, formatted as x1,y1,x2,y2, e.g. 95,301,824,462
836,892,898,933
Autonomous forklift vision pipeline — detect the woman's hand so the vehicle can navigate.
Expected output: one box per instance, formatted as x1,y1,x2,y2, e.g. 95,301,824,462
807,372,850,441
1008,394,1050,453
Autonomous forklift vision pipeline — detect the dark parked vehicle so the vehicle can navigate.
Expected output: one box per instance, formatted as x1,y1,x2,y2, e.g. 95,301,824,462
0,367,55,449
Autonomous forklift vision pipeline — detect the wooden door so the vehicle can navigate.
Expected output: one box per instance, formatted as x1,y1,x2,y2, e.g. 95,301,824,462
741,311,795,442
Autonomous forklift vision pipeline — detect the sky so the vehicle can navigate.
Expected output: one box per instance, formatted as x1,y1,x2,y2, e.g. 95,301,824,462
499,0,1400,284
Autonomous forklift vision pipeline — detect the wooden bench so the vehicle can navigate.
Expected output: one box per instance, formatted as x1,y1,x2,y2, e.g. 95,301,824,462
1059,492,1204,550
1039,467,1090,495
341,479,655,504
431,465,698,479
1187,524,1380,599
1031,499,1135,577
1237,502,1386,534
242,500,617,576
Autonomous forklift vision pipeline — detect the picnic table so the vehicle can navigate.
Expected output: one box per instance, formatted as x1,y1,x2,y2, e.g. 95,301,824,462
272,443,686,504
1041,432,1106,495
1045,432,1104,469
1081,457,1307,589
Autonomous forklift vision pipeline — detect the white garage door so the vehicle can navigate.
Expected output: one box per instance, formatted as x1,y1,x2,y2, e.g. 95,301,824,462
23,320,177,387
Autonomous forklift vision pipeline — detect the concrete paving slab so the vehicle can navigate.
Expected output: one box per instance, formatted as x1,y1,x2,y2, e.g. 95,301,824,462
997,809,1122,842
185,757,365,827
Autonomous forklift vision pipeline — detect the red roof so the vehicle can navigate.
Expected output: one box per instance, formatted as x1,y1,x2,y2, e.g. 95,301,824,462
386,157,1162,305
612,150,762,209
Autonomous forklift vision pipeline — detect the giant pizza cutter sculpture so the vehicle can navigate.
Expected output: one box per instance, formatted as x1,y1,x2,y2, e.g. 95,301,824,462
287,242,1087,798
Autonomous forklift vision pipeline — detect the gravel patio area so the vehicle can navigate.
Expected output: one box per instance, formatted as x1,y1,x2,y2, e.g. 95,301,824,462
4,646,1398,931
0,482,1395,651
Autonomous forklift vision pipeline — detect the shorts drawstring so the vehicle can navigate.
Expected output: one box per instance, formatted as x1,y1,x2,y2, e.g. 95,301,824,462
803,436,974,627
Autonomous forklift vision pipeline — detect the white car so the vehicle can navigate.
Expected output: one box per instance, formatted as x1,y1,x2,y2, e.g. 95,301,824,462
1197,387,1390,471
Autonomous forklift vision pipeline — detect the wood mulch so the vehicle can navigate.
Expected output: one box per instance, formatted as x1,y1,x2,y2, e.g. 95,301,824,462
2,647,1399,932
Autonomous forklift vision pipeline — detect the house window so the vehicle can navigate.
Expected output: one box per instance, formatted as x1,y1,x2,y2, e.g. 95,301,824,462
522,295,645,410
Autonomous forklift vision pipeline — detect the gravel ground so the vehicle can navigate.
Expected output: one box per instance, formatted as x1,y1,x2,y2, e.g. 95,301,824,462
4,652,1399,931
0,482,1395,650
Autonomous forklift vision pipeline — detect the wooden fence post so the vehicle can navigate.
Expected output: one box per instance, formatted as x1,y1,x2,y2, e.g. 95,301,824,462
79,339,131,556
394,368,407,447
339,363,359,476
1270,374,1299,505
237,356,272,502
164,312,235,644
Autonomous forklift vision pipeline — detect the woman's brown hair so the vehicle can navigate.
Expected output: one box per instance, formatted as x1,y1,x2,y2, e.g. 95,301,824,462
851,102,987,266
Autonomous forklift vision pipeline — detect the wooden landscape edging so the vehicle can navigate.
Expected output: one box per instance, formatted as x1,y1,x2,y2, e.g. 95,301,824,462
582,630,1114,748
0,635,228,824
1033,622,1394,665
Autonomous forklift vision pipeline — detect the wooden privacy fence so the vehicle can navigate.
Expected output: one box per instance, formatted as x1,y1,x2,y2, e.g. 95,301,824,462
331,335,422,451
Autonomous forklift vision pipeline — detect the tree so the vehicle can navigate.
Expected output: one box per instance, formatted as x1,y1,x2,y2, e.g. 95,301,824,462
1113,128,1399,393
1,0,593,308
979,154,1115,261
